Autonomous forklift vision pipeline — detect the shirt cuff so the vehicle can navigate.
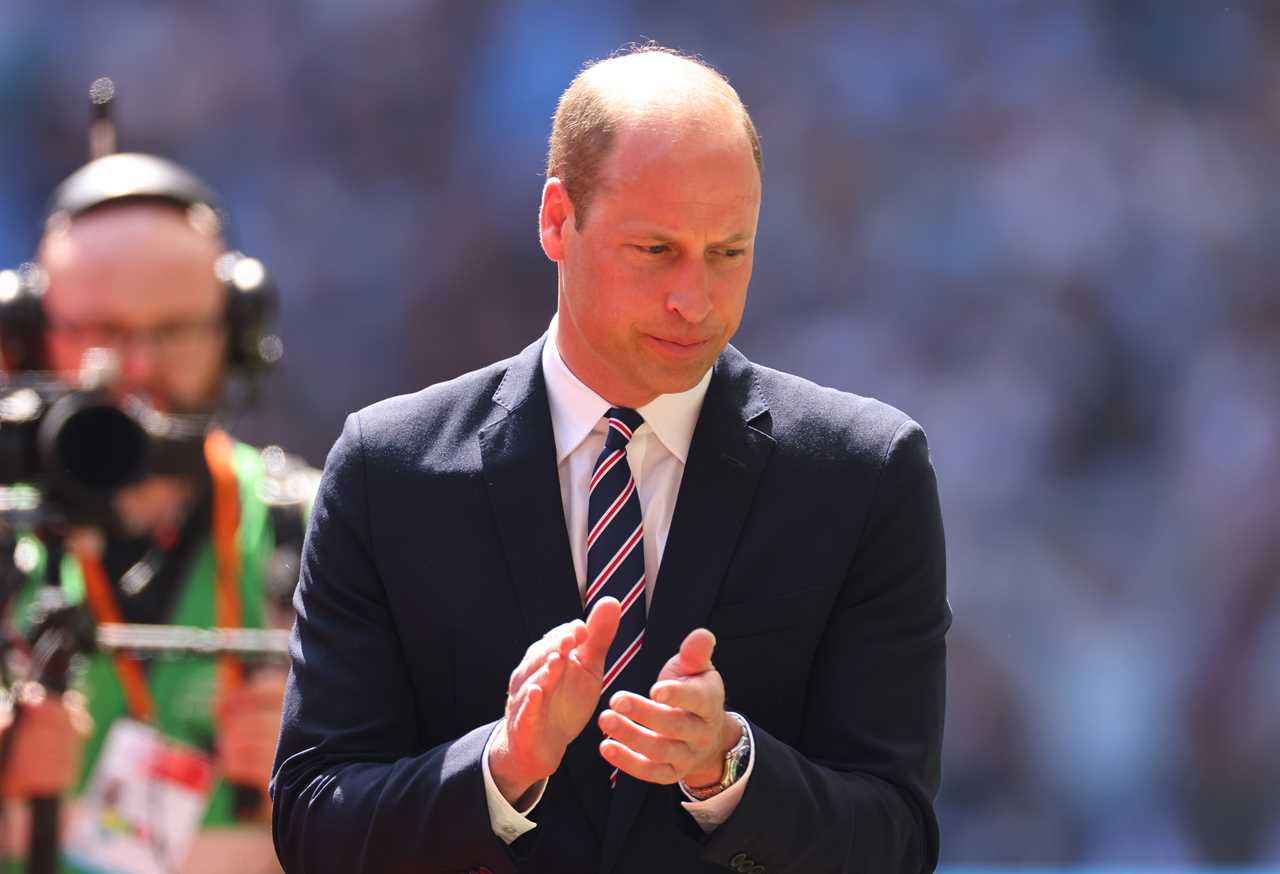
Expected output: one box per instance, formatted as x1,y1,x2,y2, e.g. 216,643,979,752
679,713,755,833
480,725,546,845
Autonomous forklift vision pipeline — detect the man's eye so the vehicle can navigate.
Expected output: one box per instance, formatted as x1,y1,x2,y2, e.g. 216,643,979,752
722,248,745,258
636,244,669,255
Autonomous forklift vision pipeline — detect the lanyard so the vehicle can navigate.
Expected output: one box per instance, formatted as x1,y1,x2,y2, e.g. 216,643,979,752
72,429,244,722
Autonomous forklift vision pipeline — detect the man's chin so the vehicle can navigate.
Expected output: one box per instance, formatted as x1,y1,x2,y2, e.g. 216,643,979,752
644,359,718,397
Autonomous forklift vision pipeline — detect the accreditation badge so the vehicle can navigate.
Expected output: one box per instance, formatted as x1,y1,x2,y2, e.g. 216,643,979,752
63,718,214,874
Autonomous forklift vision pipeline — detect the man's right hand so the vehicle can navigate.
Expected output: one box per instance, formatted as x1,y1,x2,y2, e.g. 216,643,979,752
0,683,92,798
488,597,620,805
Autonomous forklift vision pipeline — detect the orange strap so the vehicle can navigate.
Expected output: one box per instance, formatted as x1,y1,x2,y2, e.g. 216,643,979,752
75,542,154,721
74,429,244,722
204,429,245,696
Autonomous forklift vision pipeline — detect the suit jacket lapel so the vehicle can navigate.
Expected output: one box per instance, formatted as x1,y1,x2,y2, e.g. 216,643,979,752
478,337,582,639
478,337,611,837
601,344,775,872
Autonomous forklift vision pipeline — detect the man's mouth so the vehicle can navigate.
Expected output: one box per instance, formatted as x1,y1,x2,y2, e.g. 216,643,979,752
645,333,710,351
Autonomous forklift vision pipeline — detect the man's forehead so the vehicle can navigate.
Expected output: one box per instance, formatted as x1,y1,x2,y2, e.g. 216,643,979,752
597,122,759,199
40,204,225,316
41,202,220,268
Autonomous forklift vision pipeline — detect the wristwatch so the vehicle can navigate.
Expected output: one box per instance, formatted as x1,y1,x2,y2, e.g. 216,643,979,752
680,713,751,801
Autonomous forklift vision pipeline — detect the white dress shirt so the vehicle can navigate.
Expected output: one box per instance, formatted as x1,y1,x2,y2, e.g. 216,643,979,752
481,316,755,843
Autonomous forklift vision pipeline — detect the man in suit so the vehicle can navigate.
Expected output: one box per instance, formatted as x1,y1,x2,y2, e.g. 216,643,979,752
271,46,949,874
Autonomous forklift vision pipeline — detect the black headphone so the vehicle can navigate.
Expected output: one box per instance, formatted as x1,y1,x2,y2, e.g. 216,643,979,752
0,151,282,391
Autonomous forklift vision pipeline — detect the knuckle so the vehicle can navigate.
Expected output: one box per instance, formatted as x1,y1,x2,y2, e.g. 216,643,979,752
658,737,688,764
676,740,700,769
614,719,641,745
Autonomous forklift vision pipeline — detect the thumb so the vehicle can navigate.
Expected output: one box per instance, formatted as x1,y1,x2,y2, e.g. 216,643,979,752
670,628,716,677
578,596,621,676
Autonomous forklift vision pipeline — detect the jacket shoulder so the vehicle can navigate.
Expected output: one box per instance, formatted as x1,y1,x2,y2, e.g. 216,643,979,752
347,354,518,454
750,362,926,470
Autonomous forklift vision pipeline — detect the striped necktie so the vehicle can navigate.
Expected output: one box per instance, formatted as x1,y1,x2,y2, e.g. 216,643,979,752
585,408,647,785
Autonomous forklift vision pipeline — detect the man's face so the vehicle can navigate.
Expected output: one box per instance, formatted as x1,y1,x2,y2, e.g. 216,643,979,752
39,204,228,413
544,115,762,408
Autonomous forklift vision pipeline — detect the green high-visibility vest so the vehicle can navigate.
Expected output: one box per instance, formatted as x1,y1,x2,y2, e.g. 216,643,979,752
3,439,276,873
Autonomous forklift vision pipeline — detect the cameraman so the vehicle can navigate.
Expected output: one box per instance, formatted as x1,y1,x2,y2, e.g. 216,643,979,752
0,148,315,874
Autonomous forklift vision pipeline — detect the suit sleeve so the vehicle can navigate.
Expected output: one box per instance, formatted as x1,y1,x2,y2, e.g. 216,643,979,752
269,413,514,873
701,420,950,873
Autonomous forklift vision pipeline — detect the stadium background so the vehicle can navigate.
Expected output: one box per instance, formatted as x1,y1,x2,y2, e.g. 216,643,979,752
1,1,1277,868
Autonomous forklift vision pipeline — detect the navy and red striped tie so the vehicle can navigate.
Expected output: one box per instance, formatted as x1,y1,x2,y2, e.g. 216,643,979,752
585,407,647,786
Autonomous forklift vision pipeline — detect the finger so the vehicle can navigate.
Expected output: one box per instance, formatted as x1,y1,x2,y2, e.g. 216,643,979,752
510,681,543,739
598,738,679,785
508,649,565,718
598,709,695,772
510,622,584,693
511,624,578,690
532,649,567,694
509,624,575,692
649,673,724,720
542,619,587,643
17,683,48,708
579,597,621,675
607,691,706,737
70,708,94,738
507,652,557,738
62,689,91,720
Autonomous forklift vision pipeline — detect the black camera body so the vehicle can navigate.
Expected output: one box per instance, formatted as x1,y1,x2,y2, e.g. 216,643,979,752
0,367,210,528
0,376,148,522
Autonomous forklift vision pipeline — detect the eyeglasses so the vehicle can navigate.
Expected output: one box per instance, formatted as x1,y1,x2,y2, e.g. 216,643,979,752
47,318,226,360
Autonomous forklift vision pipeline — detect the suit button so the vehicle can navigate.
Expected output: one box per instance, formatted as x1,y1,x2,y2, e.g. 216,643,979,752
729,854,752,872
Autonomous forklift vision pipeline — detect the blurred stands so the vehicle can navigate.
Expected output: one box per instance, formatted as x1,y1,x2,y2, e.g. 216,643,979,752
1,0,1276,865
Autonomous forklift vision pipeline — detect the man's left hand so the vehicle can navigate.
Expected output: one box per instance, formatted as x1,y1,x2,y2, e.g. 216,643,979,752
597,629,742,787
214,668,288,791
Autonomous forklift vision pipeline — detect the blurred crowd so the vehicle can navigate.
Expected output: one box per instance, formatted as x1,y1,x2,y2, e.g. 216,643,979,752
1,0,1276,865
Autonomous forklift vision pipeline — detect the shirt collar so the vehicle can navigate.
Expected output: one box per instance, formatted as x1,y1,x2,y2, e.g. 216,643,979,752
542,314,711,465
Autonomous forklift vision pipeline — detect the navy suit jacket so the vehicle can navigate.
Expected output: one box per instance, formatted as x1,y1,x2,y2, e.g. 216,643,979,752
271,337,950,874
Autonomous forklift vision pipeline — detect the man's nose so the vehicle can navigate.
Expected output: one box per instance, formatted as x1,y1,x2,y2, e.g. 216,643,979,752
666,263,712,323
117,338,160,388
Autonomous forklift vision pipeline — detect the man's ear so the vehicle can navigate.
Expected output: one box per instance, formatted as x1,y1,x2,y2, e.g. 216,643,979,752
539,177,573,262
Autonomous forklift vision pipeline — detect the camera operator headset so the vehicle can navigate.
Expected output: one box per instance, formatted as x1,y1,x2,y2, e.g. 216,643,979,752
0,79,307,874
0,161,282,393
